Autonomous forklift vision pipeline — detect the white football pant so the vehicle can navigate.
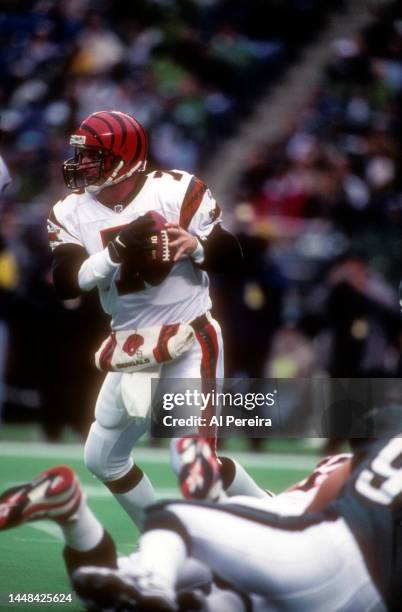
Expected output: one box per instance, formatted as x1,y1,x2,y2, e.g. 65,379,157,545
84,316,223,482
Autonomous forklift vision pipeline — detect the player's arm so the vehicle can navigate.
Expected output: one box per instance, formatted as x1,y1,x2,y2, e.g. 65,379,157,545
167,175,243,274
195,224,243,274
167,222,243,273
305,458,351,512
52,243,87,299
51,212,159,297
52,242,121,298
48,205,119,298
284,454,352,514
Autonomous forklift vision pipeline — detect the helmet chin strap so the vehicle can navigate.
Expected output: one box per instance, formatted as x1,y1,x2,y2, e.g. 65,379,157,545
85,160,147,194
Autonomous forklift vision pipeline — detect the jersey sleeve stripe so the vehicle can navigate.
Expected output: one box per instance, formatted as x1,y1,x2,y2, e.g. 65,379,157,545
48,209,77,240
180,178,207,230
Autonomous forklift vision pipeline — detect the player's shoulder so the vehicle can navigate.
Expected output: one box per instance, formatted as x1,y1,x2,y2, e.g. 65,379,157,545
145,169,197,212
51,189,86,219
146,168,194,190
48,190,87,246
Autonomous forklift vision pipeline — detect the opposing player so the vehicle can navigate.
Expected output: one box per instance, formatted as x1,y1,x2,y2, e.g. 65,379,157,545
73,435,401,611
173,435,351,513
0,447,353,611
47,110,259,528
0,464,212,609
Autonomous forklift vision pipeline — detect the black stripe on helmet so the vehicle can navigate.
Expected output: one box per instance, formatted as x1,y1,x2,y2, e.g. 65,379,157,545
108,111,128,150
81,123,105,147
122,113,145,165
91,113,115,150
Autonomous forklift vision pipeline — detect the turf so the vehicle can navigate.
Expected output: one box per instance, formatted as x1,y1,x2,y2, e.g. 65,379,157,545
0,437,319,610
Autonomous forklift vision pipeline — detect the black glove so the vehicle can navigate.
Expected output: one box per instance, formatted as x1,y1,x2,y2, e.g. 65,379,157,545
108,213,155,263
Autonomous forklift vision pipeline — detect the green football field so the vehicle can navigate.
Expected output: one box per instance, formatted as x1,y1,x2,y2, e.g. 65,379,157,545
0,435,320,610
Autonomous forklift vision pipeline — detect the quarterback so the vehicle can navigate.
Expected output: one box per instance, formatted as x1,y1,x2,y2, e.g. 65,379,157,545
46,110,254,528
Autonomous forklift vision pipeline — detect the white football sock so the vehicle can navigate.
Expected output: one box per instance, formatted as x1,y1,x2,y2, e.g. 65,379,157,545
136,529,186,589
114,472,156,529
224,458,268,499
60,500,104,552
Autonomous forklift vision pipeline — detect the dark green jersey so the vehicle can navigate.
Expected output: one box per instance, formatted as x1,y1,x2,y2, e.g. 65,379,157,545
331,437,402,610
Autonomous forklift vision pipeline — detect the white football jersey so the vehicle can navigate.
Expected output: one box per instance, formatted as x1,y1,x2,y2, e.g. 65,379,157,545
47,170,222,330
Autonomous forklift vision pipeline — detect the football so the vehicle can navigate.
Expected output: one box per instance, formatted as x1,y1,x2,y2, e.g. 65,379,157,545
137,210,174,285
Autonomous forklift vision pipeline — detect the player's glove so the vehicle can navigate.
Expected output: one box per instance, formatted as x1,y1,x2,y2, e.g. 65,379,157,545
108,213,156,263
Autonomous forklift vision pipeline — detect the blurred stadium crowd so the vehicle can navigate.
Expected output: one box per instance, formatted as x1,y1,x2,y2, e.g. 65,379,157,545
1,0,402,440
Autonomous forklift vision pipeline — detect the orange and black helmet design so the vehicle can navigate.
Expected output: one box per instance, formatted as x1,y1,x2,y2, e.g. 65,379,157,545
63,110,148,191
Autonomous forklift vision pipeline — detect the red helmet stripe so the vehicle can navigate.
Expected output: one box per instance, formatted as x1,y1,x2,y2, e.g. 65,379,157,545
107,112,128,151
91,114,115,150
81,123,106,147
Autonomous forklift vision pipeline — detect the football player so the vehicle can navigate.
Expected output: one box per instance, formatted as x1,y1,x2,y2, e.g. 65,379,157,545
0,464,213,609
72,435,401,611
0,446,353,612
173,435,351,513
47,110,264,529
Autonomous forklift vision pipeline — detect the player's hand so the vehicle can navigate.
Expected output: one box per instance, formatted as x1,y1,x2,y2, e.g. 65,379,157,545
108,214,155,263
166,223,198,262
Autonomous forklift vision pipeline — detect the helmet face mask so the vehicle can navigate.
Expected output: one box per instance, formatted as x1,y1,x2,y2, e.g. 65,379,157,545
63,111,148,192
63,147,118,190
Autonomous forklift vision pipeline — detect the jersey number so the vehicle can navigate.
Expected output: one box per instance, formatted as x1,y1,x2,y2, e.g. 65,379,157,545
154,170,183,181
355,438,402,505
100,225,146,295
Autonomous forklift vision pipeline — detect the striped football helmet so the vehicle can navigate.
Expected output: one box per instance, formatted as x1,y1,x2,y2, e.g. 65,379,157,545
63,110,148,192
